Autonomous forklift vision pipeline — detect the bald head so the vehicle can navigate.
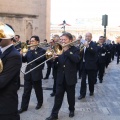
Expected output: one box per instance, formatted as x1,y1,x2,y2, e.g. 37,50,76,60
85,32,92,42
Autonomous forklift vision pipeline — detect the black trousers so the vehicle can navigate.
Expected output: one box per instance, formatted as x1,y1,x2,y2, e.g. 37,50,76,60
80,64,95,96
106,54,111,68
21,80,43,109
111,51,115,60
17,76,20,90
51,79,76,117
98,63,105,81
45,61,52,78
52,67,57,93
0,113,20,120
117,52,120,64
77,62,82,79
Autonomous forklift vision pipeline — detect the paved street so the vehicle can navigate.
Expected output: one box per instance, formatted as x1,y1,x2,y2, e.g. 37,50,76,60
18,57,120,120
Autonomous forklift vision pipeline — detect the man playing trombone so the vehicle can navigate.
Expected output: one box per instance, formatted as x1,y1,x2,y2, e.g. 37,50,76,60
46,32,80,120
18,35,46,113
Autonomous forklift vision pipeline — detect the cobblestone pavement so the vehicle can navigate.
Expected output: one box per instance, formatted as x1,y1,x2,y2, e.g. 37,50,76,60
19,57,120,120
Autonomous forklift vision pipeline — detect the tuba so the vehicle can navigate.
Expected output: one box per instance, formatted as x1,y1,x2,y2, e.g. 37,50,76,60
0,22,15,73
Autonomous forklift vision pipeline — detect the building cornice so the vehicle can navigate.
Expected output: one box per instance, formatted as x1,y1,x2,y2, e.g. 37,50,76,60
0,13,38,18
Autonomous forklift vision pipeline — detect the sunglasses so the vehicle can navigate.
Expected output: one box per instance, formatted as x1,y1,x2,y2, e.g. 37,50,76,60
0,39,2,42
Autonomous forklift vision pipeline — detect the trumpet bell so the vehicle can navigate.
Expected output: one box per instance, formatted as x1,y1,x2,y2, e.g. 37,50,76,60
0,22,15,39
0,59,3,73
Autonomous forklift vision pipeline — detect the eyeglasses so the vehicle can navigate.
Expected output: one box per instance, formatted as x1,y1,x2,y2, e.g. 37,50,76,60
0,39,2,42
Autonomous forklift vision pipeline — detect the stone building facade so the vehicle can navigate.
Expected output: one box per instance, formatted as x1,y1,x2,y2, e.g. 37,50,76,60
0,0,51,42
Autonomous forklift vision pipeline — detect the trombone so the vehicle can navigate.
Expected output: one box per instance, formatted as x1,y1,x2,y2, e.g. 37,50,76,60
21,40,79,75
21,42,39,53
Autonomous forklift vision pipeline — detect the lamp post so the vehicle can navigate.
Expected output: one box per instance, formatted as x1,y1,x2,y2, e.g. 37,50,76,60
102,14,108,39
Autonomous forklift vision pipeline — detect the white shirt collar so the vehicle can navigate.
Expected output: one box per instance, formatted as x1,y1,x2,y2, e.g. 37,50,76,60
1,44,13,53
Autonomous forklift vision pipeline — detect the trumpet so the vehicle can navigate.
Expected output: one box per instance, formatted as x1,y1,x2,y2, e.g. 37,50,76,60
21,40,79,75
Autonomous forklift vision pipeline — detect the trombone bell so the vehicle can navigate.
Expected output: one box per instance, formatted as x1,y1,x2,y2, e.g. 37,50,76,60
21,42,28,53
45,49,54,59
0,59,3,73
53,43,63,55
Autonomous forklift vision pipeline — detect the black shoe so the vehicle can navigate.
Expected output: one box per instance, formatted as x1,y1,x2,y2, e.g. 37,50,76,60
45,115,58,120
90,93,94,96
78,95,85,100
43,77,48,80
69,111,74,118
50,92,55,97
18,108,27,114
35,104,42,110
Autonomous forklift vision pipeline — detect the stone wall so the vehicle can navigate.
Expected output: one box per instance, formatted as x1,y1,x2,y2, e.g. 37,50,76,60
0,0,51,42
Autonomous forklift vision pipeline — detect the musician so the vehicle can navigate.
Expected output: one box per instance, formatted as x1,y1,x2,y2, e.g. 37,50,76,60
15,35,21,51
18,35,46,113
78,33,97,100
46,32,80,120
15,35,21,89
96,36,107,83
43,39,54,80
0,24,22,120
76,36,85,79
50,37,60,97
111,41,116,61
105,43,111,68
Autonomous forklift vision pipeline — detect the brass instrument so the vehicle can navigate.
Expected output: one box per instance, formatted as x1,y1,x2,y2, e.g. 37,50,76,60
0,59,3,73
14,41,21,47
21,42,39,53
21,40,79,75
0,22,15,73
80,43,85,52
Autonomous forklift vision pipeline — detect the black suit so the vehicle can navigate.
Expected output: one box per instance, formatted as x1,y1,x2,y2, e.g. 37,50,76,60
80,41,97,97
105,44,111,68
20,47,46,109
51,46,80,117
0,45,22,120
97,44,107,82
15,41,21,89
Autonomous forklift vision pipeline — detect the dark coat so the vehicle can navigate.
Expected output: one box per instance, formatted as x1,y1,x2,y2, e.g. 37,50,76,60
15,41,21,51
97,44,107,63
22,47,46,81
55,46,80,86
80,41,98,70
0,45,22,114
116,43,120,54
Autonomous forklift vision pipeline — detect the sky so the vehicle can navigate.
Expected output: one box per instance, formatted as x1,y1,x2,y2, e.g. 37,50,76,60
51,0,120,27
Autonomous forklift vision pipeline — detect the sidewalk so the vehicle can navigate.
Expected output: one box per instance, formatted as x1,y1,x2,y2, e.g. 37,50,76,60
19,57,120,120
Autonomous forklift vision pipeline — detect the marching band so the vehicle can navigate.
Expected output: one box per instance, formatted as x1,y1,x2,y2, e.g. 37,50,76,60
0,22,119,120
